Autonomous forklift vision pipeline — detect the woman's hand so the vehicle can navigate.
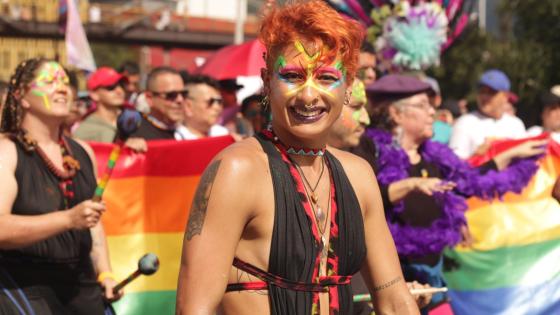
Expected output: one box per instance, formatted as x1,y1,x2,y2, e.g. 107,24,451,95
67,200,105,229
124,137,148,153
388,178,455,203
413,178,456,196
459,224,473,247
100,276,123,302
493,139,548,170
407,281,432,309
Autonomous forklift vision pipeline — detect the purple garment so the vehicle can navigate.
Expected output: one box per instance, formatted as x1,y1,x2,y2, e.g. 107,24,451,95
366,128,540,256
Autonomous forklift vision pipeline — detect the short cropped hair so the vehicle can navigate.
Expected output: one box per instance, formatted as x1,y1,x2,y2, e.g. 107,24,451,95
259,0,364,82
184,74,220,91
146,66,180,91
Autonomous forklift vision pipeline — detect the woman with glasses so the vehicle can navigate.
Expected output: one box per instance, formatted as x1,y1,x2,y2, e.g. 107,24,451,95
352,74,546,314
0,58,121,314
176,2,419,314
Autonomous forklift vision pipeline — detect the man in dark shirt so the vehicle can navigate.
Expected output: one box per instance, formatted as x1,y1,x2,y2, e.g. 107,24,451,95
130,67,188,140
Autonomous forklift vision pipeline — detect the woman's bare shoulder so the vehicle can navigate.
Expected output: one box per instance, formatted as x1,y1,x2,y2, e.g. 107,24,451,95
0,134,17,168
207,137,270,185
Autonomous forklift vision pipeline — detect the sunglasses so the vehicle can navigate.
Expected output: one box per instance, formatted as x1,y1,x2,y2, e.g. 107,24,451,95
152,90,189,101
98,81,124,91
189,97,224,107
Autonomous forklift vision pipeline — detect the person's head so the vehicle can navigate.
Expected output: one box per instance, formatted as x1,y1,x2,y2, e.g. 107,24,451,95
118,61,141,97
358,41,377,86
241,94,265,133
477,69,511,119
329,79,370,150
1,58,72,143
87,67,127,110
63,69,87,127
259,0,364,145
218,79,243,108
541,86,560,132
183,75,223,135
367,74,434,143
145,66,186,125
421,76,442,108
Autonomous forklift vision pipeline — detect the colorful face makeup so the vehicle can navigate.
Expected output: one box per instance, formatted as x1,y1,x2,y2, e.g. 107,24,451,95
29,61,69,110
275,40,347,101
344,80,371,127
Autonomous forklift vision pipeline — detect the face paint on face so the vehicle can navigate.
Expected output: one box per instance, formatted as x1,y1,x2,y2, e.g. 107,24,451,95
345,80,371,127
275,40,347,101
29,62,69,111
351,80,366,105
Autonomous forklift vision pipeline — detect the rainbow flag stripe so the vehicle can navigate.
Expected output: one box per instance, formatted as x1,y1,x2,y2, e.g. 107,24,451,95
444,142,560,315
90,136,234,315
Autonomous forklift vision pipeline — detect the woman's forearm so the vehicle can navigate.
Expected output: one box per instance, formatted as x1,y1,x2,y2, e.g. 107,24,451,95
387,178,417,204
90,222,112,274
0,211,71,249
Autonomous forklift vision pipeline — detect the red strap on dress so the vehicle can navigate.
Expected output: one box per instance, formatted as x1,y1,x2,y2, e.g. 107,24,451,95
226,257,352,293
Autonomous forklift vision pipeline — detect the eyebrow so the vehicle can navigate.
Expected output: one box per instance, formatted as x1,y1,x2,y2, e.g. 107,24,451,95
277,65,305,73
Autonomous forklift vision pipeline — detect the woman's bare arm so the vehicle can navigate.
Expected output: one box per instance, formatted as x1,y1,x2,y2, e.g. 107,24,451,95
0,136,102,249
339,152,419,315
176,145,260,315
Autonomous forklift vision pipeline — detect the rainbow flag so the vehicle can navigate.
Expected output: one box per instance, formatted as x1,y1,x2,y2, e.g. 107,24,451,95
443,138,560,314
90,136,234,315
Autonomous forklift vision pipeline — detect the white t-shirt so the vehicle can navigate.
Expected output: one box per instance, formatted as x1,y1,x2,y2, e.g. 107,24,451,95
175,124,229,140
449,111,526,159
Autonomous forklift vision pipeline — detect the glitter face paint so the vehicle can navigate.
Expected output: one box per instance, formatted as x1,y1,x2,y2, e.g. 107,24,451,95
29,62,69,111
275,40,347,101
340,80,370,131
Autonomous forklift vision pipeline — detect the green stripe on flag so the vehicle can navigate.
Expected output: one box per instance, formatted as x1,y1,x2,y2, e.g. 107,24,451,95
111,290,176,315
444,238,560,291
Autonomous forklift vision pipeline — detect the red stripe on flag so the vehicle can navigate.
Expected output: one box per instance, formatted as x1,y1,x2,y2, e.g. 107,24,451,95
467,133,553,167
90,136,234,178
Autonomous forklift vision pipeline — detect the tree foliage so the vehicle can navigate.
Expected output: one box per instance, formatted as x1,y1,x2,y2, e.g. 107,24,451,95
430,0,560,126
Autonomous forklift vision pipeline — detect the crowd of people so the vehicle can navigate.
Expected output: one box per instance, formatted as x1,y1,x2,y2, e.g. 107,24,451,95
0,1,559,315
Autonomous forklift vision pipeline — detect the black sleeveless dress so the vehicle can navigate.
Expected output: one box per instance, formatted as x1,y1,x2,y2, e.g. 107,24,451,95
227,133,367,315
0,137,104,315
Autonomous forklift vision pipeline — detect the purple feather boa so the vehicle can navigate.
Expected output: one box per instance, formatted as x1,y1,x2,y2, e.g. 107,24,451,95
366,128,540,257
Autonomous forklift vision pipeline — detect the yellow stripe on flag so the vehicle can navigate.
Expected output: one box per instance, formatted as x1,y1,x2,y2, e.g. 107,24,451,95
107,233,183,293
456,155,560,252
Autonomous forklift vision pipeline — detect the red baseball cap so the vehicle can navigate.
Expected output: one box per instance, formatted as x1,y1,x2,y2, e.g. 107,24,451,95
87,67,127,91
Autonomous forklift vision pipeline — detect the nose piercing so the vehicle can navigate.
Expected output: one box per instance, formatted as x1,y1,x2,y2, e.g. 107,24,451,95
305,98,319,108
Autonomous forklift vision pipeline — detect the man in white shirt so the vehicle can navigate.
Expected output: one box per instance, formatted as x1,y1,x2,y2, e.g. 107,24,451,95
450,69,526,159
176,75,229,140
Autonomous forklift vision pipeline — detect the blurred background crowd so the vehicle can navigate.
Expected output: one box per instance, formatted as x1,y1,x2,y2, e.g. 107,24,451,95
1,1,560,315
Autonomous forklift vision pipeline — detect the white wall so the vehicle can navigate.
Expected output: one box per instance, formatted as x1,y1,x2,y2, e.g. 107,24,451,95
186,0,245,21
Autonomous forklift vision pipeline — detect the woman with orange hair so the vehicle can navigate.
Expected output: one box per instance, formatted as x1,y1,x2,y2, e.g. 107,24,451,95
176,1,419,314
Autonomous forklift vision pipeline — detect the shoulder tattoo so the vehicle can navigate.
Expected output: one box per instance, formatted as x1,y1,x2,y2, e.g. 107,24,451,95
185,159,222,240
373,276,402,292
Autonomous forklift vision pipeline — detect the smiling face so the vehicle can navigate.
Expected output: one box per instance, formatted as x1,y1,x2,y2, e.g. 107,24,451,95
266,40,350,146
23,61,71,119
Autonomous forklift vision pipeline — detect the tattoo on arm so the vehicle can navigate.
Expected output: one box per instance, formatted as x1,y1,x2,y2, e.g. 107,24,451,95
373,276,402,292
186,160,222,240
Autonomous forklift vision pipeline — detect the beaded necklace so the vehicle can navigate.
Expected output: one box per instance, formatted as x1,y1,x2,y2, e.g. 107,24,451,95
25,134,80,209
143,113,175,131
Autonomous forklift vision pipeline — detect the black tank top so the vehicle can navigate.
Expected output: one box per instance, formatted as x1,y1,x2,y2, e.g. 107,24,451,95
257,134,367,314
0,137,96,264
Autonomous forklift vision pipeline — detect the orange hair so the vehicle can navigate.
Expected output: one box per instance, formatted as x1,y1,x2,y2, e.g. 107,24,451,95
259,0,364,82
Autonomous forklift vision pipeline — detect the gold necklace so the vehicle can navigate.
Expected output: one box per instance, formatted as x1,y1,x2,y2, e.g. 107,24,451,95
292,160,326,225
